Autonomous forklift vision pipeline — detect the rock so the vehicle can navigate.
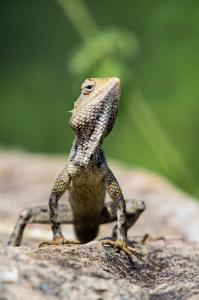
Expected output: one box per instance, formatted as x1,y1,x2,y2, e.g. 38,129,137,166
0,239,199,300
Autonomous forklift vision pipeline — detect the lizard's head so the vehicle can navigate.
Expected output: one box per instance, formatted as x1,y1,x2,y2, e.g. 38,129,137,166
69,77,120,166
70,77,120,137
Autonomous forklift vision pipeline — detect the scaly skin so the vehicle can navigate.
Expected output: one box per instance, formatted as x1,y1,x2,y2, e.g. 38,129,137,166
8,78,145,254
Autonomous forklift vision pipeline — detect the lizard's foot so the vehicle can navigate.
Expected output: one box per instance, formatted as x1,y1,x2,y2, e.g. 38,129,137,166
102,239,143,258
39,236,80,247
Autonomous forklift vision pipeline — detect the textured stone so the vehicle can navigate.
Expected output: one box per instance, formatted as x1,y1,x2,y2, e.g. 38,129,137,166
1,239,199,299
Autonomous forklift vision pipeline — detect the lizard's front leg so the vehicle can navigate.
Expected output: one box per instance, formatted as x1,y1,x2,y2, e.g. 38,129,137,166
40,165,79,247
111,198,145,240
103,168,136,255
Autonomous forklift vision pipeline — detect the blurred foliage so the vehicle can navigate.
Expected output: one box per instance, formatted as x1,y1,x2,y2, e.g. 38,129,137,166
68,28,139,76
0,0,199,195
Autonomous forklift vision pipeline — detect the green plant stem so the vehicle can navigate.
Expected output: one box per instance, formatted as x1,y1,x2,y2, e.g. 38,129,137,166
57,0,98,41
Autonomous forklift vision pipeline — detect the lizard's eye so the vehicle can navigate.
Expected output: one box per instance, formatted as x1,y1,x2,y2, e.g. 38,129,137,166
83,84,95,94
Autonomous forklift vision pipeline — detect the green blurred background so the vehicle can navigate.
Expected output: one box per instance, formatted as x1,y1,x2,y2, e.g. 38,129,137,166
0,0,199,196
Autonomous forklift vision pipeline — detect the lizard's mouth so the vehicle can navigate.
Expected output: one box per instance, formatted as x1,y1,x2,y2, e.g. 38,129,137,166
111,77,120,85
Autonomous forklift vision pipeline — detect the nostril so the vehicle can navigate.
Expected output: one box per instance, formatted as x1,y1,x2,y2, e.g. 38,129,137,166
138,200,146,211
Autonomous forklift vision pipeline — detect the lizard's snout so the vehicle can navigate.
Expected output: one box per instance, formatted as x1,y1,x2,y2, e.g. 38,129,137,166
110,77,120,89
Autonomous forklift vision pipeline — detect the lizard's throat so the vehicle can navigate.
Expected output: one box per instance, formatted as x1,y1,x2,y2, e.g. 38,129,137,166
72,135,102,167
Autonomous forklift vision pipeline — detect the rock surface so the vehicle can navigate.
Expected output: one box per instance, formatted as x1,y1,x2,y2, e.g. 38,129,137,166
1,150,199,299
1,239,199,300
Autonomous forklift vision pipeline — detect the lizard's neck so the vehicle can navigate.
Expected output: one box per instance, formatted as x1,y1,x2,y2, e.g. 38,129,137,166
68,135,103,167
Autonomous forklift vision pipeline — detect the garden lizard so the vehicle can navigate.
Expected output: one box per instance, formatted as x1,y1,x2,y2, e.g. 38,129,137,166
8,77,145,254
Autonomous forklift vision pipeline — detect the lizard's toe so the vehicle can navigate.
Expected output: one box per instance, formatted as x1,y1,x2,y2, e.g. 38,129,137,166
39,236,65,247
102,239,143,258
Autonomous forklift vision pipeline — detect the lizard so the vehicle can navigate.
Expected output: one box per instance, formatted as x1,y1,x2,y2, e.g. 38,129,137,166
8,77,145,254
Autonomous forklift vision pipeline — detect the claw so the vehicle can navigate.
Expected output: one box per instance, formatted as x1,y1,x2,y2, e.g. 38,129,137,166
102,239,143,258
39,236,80,247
